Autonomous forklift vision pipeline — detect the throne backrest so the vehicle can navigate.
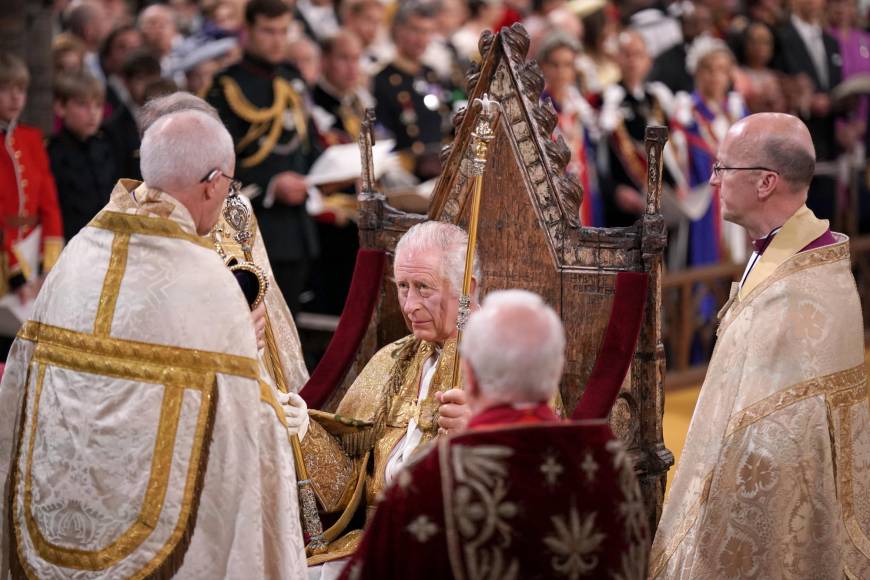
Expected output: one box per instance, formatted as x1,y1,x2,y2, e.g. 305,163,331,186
336,24,672,532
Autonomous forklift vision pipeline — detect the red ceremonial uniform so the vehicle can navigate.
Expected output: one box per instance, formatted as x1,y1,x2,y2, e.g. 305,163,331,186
340,404,650,579
0,122,64,293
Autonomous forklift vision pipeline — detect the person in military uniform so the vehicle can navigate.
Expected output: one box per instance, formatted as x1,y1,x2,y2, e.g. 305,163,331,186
0,53,64,304
309,29,372,314
312,30,371,146
373,1,453,182
206,0,320,314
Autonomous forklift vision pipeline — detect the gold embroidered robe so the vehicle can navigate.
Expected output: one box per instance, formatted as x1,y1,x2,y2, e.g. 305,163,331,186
650,206,870,579
303,335,458,566
213,194,309,394
0,181,306,579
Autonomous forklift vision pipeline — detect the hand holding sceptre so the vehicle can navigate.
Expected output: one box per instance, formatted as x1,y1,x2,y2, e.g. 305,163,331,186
222,194,328,555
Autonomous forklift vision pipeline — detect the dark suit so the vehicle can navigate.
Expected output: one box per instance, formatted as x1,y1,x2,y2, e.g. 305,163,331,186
48,128,118,241
102,104,141,182
648,43,694,95
206,53,321,314
773,17,843,220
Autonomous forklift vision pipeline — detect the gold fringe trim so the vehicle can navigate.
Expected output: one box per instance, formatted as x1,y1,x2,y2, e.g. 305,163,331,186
339,429,376,457
368,337,420,454
133,381,219,580
9,364,37,580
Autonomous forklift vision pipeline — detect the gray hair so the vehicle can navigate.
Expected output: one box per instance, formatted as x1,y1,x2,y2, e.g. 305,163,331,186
137,92,220,135
537,31,581,63
392,1,441,32
755,135,816,191
394,221,481,297
460,290,565,403
686,35,733,75
140,109,234,192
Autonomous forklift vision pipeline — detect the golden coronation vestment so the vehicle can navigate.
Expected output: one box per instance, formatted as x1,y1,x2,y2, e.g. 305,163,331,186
651,206,870,579
0,181,306,579
213,193,308,394
303,335,459,565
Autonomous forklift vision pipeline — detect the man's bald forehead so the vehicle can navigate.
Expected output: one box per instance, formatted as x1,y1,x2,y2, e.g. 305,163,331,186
727,113,814,157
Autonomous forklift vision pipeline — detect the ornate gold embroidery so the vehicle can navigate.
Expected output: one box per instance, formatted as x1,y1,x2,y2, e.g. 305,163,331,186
93,232,130,336
721,240,850,334
18,321,258,381
649,473,713,579
543,505,606,578
725,365,867,438
833,387,870,562
18,358,215,571
89,211,213,251
301,418,356,513
219,76,307,168
445,443,519,580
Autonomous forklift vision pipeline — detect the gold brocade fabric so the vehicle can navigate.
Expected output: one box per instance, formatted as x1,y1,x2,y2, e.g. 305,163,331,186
212,195,309,394
305,335,459,565
0,181,307,579
651,221,870,578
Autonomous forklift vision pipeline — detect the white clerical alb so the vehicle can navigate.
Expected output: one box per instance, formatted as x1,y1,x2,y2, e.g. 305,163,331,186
384,349,440,485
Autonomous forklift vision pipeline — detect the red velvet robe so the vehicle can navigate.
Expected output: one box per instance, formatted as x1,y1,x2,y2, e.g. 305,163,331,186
339,403,650,579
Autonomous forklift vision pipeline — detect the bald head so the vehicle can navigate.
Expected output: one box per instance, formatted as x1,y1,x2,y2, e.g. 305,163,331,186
727,113,816,192
713,113,817,239
140,109,233,193
460,290,566,408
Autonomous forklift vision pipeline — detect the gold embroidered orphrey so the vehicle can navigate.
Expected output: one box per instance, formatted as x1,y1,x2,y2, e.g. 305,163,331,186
2,181,306,579
651,209,870,579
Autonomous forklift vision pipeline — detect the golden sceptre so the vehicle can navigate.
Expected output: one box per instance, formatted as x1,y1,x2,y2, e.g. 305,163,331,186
220,195,328,555
450,94,499,388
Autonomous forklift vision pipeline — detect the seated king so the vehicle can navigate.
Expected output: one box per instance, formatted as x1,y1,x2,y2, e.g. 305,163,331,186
339,290,650,579
302,221,476,572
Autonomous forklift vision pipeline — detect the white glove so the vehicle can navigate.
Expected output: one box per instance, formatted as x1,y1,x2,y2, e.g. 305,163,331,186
277,391,310,441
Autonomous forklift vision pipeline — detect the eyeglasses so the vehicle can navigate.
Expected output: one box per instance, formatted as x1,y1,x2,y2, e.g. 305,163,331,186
712,163,780,179
200,168,242,197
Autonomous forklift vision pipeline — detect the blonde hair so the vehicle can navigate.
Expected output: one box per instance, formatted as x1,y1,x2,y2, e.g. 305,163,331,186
53,71,105,104
0,52,29,88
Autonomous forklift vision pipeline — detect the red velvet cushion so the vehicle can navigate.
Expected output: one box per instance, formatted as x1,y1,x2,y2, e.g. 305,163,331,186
572,271,648,420
300,249,386,409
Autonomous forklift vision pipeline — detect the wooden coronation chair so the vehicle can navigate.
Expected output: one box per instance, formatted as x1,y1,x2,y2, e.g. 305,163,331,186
300,24,673,534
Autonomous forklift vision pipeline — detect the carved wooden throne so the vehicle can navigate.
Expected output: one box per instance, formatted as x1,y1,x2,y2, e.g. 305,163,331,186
310,24,673,534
